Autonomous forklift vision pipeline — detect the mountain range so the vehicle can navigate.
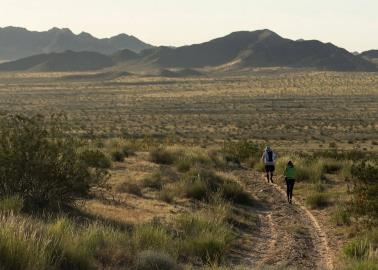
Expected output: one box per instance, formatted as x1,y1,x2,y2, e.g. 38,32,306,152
0,26,153,61
0,27,376,72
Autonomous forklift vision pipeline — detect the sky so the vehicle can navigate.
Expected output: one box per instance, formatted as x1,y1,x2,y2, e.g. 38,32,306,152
0,0,377,52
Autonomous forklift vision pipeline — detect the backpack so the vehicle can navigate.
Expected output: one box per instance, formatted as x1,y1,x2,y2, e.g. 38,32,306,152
266,150,274,162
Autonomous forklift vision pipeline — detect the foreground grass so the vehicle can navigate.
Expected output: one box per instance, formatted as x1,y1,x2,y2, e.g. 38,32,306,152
0,194,236,269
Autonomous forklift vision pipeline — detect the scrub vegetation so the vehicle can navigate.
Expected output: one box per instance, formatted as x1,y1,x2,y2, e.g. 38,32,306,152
0,70,377,269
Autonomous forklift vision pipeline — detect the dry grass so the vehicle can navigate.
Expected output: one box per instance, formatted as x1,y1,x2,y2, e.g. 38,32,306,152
0,72,378,147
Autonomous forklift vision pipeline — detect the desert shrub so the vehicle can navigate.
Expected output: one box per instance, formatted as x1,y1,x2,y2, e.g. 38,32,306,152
323,159,343,174
176,213,234,264
183,177,208,200
136,250,180,270
122,143,137,157
80,149,112,169
221,181,253,206
350,161,378,219
181,169,251,205
116,182,143,196
111,150,125,162
331,206,351,226
171,146,211,172
143,173,163,190
313,149,376,161
175,157,193,172
222,140,259,165
312,182,326,193
306,192,329,209
159,188,175,203
0,196,24,214
0,115,108,209
150,147,175,165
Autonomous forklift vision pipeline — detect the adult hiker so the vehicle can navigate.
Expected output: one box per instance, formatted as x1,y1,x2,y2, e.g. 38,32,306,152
284,161,296,204
261,146,277,183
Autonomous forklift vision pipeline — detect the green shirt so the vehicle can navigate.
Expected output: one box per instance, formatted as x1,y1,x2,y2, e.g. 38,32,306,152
284,166,296,179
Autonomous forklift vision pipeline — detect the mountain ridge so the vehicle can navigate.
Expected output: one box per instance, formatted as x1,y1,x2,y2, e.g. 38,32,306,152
0,26,153,61
0,29,376,72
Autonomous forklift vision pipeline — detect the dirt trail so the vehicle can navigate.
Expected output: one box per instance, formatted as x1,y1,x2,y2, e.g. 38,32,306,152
230,170,334,270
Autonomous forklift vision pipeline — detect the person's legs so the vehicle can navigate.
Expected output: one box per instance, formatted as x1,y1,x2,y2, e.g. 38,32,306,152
270,166,275,183
288,180,295,203
285,178,290,202
265,165,270,182
290,181,295,201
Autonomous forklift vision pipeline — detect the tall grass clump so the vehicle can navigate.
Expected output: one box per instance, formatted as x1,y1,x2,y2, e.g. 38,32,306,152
150,147,175,165
180,169,252,205
0,196,24,214
331,205,351,226
0,215,57,270
306,192,329,209
131,224,177,258
342,229,378,269
136,250,180,270
175,212,234,264
0,115,109,210
172,146,211,172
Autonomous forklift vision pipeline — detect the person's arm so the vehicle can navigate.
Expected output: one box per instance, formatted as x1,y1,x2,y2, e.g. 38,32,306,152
283,167,287,177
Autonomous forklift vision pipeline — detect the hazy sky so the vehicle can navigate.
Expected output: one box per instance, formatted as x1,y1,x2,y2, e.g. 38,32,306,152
1,0,377,52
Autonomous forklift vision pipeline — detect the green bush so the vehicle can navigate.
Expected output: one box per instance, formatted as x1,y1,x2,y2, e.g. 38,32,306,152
122,143,136,157
136,250,180,270
222,140,259,165
0,115,108,209
306,193,329,209
80,149,112,169
350,161,378,219
181,169,251,205
150,148,175,165
111,150,125,162
143,173,163,190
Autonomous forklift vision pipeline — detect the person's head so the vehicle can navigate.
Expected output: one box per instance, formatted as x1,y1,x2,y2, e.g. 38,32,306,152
288,161,294,167
265,145,271,151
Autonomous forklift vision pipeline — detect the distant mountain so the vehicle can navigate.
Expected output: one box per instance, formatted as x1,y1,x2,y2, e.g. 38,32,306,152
0,51,114,71
112,49,140,63
360,50,378,59
360,50,378,64
0,26,153,61
137,30,376,71
1,29,376,72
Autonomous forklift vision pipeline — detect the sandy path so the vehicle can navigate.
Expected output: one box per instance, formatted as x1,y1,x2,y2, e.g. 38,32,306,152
230,170,333,270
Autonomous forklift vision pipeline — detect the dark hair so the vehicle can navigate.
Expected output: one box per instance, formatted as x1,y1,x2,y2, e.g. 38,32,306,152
288,161,294,167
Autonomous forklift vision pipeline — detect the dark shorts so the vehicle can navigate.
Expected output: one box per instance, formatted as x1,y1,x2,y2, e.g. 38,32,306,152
265,165,275,173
